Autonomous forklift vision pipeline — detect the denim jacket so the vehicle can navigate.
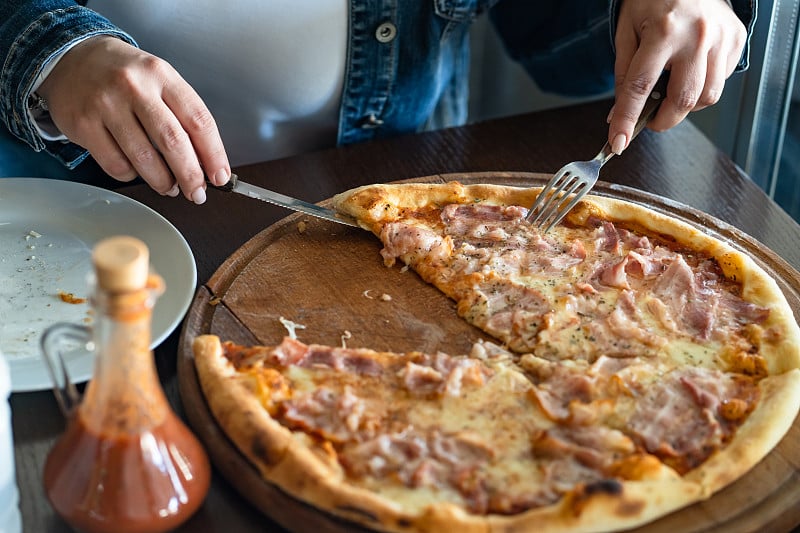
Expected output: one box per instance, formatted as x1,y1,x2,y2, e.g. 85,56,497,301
0,0,756,170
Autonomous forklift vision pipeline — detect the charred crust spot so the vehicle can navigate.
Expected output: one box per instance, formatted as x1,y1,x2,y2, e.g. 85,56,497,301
250,435,280,466
568,479,625,516
584,478,623,496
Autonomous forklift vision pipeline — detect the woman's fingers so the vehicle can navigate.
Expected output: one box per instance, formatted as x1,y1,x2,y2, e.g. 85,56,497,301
162,79,230,188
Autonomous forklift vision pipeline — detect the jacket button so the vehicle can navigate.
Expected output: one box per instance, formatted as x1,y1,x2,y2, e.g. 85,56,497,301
359,114,385,129
375,22,397,43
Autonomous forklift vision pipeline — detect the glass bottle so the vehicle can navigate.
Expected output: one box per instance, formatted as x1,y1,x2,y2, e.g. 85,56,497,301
41,236,210,533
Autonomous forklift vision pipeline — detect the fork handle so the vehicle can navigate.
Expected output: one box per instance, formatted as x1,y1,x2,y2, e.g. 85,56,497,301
595,141,616,167
597,72,669,167
631,71,670,141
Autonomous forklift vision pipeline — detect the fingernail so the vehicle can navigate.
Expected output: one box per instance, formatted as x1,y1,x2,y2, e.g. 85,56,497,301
611,133,627,155
606,106,615,124
213,169,230,186
191,187,207,205
166,184,180,197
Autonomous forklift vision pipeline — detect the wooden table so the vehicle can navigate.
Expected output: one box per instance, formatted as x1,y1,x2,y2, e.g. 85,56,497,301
11,98,800,532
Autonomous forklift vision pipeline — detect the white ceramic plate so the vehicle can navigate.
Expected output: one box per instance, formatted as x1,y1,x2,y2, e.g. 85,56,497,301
0,178,196,392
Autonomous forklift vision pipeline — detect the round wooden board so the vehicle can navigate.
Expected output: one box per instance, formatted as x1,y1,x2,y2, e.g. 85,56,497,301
177,171,800,533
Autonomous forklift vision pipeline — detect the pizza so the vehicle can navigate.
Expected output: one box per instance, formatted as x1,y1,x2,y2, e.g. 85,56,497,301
192,181,800,533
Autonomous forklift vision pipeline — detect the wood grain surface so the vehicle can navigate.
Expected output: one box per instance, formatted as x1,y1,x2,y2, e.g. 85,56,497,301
177,172,800,533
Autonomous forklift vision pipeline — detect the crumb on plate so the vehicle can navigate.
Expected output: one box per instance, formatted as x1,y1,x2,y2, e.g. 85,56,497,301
58,291,86,304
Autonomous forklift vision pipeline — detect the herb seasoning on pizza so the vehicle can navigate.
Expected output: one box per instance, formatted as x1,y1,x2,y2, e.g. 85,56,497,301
193,181,800,533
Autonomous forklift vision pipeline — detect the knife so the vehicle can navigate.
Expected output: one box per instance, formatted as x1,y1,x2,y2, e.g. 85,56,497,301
208,174,361,228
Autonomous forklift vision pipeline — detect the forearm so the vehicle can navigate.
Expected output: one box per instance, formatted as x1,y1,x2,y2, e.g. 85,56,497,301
0,0,135,167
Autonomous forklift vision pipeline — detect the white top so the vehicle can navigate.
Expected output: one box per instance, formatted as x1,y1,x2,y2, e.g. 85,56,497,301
84,0,348,165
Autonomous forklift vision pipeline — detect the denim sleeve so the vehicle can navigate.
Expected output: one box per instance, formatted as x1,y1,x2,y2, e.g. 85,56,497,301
0,0,136,169
607,0,757,71
490,0,757,98
488,0,616,97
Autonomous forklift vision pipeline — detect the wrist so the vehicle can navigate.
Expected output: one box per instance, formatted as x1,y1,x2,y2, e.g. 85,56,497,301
35,35,120,102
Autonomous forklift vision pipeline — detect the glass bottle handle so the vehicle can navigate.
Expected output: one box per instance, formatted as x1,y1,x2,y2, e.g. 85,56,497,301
40,323,91,417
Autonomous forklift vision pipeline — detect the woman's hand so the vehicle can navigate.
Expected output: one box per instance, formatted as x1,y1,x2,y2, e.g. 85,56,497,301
36,36,230,203
608,0,747,154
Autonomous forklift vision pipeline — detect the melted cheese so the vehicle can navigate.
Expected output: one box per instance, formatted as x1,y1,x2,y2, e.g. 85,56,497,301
239,341,592,513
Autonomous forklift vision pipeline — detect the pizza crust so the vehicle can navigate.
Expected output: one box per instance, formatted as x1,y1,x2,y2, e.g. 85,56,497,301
192,335,293,475
485,479,704,533
332,182,541,231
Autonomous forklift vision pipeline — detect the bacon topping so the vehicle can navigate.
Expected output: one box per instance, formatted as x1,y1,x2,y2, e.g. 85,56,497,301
524,355,635,423
398,355,490,396
627,367,759,473
604,291,668,350
340,429,496,512
267,337,309,366
651,256,716,339
282,386,369,443
441,204,527,245
532,425,635,471
595,221,621,253
458,278,550,352
380,221,451,267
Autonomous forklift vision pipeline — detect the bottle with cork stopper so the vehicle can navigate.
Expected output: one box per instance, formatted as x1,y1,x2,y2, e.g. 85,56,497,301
41,236,210,533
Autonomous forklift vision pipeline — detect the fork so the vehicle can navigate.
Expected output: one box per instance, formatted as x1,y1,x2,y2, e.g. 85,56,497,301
526,72,670,232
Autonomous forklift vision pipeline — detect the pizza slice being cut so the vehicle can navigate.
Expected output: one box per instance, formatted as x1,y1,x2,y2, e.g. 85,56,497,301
332,182,800,373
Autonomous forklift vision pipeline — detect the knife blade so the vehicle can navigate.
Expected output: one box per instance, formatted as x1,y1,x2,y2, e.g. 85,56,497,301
208,174,361,228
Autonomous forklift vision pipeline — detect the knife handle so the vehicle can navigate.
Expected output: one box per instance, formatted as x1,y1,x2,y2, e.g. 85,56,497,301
205,173,238,192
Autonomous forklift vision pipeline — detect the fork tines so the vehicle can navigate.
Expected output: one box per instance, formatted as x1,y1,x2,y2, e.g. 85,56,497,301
527,172,590,233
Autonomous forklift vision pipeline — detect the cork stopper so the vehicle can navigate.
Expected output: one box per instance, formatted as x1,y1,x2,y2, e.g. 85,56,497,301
92,236,150,292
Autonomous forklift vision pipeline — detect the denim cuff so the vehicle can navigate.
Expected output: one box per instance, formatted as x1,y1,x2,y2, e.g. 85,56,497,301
0,5,136,168
729,0,757,70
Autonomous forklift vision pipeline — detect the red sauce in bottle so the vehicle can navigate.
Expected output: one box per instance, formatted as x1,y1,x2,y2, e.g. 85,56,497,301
41,237,211,533
43,409,210,533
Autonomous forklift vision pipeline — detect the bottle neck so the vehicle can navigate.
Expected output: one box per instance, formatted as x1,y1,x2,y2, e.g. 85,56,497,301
78,278,169,435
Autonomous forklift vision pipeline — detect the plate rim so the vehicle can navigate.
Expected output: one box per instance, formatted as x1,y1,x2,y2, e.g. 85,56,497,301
0,177,197,392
